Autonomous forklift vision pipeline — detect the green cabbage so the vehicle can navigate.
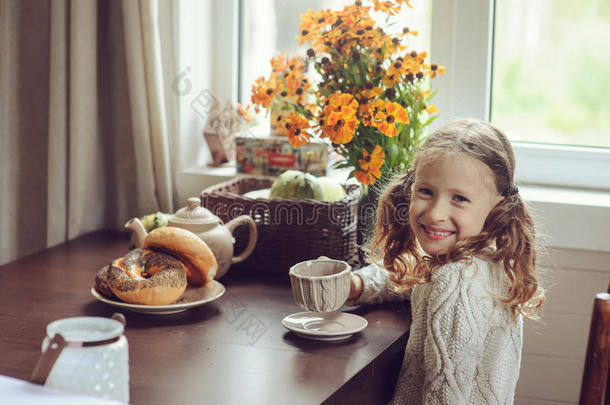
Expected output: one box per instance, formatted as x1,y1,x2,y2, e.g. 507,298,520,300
269,170,325,201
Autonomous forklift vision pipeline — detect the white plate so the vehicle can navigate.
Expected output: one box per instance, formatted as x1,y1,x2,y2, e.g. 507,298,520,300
91,280,225,315
242,188,270,199
281,311,368,341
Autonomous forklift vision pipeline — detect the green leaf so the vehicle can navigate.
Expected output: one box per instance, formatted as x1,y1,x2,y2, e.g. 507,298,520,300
388,143,399,167
423,115,439,127
333,160,353,169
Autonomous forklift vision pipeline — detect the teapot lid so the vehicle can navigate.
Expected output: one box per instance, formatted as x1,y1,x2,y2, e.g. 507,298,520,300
171,197,220,226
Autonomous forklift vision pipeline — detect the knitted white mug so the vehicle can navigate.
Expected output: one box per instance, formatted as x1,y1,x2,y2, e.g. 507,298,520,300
289,259,351,312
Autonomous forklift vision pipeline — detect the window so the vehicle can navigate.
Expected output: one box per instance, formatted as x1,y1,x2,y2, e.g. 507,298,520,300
492,0,610,149
430,0,610,190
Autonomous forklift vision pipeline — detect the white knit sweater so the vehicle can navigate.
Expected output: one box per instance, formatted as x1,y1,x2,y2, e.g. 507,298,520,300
350,257,522,405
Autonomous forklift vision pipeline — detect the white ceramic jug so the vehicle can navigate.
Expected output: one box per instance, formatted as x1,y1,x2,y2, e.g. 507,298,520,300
32,313,129,403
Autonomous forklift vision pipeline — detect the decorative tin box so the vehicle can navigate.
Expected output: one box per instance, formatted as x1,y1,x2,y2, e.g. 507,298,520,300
235,135,329,177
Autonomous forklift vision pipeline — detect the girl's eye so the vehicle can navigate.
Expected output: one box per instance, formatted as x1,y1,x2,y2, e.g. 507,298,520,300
417,187,432,196
453,194,469,203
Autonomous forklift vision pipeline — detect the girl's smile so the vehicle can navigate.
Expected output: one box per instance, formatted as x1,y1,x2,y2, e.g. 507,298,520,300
409,153,504,256
420,224,455,240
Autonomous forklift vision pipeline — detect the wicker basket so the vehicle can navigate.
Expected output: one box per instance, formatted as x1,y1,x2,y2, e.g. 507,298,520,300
201,176,360,273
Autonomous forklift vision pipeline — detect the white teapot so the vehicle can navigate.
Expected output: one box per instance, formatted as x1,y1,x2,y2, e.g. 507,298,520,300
126,197,258,279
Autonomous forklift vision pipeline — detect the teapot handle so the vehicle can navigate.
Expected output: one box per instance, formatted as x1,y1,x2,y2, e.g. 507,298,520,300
225,215,258,264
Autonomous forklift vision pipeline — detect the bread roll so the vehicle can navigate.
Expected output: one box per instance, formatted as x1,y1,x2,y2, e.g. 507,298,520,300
105,248,187,305
143,227,218,286
94,265,117,299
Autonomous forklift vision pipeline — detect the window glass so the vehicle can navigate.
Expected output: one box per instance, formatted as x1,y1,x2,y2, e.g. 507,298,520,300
239,0,431,124
491,0,610,148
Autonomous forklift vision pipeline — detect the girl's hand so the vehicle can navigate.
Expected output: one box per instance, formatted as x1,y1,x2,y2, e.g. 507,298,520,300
317,256,363,301
348,273,363,301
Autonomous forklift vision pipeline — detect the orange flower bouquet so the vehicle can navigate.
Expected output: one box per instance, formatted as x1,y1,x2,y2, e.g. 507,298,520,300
250,0,445,187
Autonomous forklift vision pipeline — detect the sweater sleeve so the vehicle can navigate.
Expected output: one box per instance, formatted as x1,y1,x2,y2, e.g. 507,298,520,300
345,263,411,306
422,261,488,405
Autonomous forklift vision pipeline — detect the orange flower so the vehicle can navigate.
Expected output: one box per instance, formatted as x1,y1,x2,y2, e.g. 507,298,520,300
297,9,335,45
237,103,255,123
417,89,430,100
270,54,289,72
354,145,384,184
389,58,409,75
325,110,359,144
357,83,383,101
400,26,418,37
372,0,402,16
381,71,399,87
358,145,385,175
425,104,438,114
387,101,409,123
359,98,384,127
251,77,275,112
403,50,427,74
425,63,447,78
320,92,360,143
383,58,410,87
375,101,409,137
328,92,358,112
304,103,319,118
359,105,374,126
354,169,379,185
267,55,309,98
283,113,311,147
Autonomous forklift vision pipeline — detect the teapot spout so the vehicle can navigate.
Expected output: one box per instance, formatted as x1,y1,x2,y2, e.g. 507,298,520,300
125,217,147,248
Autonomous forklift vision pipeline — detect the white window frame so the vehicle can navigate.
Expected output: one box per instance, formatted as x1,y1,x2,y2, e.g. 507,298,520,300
174,0,239,202
430,0,610,191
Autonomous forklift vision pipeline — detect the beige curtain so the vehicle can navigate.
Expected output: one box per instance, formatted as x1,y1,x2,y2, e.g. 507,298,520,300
0,0,178,265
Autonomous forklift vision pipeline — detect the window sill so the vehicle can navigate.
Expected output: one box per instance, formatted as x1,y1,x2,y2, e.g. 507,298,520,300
179,164,239,199
178,165,610,253
519,185,610,253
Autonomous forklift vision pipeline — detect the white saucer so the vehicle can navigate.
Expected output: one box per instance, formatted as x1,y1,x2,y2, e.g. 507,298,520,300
281,311,368,341
91,280,225,315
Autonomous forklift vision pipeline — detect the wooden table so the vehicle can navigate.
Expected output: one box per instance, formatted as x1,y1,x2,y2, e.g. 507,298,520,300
0,231,411,405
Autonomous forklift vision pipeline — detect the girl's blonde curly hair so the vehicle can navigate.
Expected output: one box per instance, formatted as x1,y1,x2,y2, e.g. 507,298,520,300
366,119,545,319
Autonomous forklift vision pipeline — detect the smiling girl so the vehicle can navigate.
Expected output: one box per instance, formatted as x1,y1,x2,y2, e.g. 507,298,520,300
345,119,545,404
